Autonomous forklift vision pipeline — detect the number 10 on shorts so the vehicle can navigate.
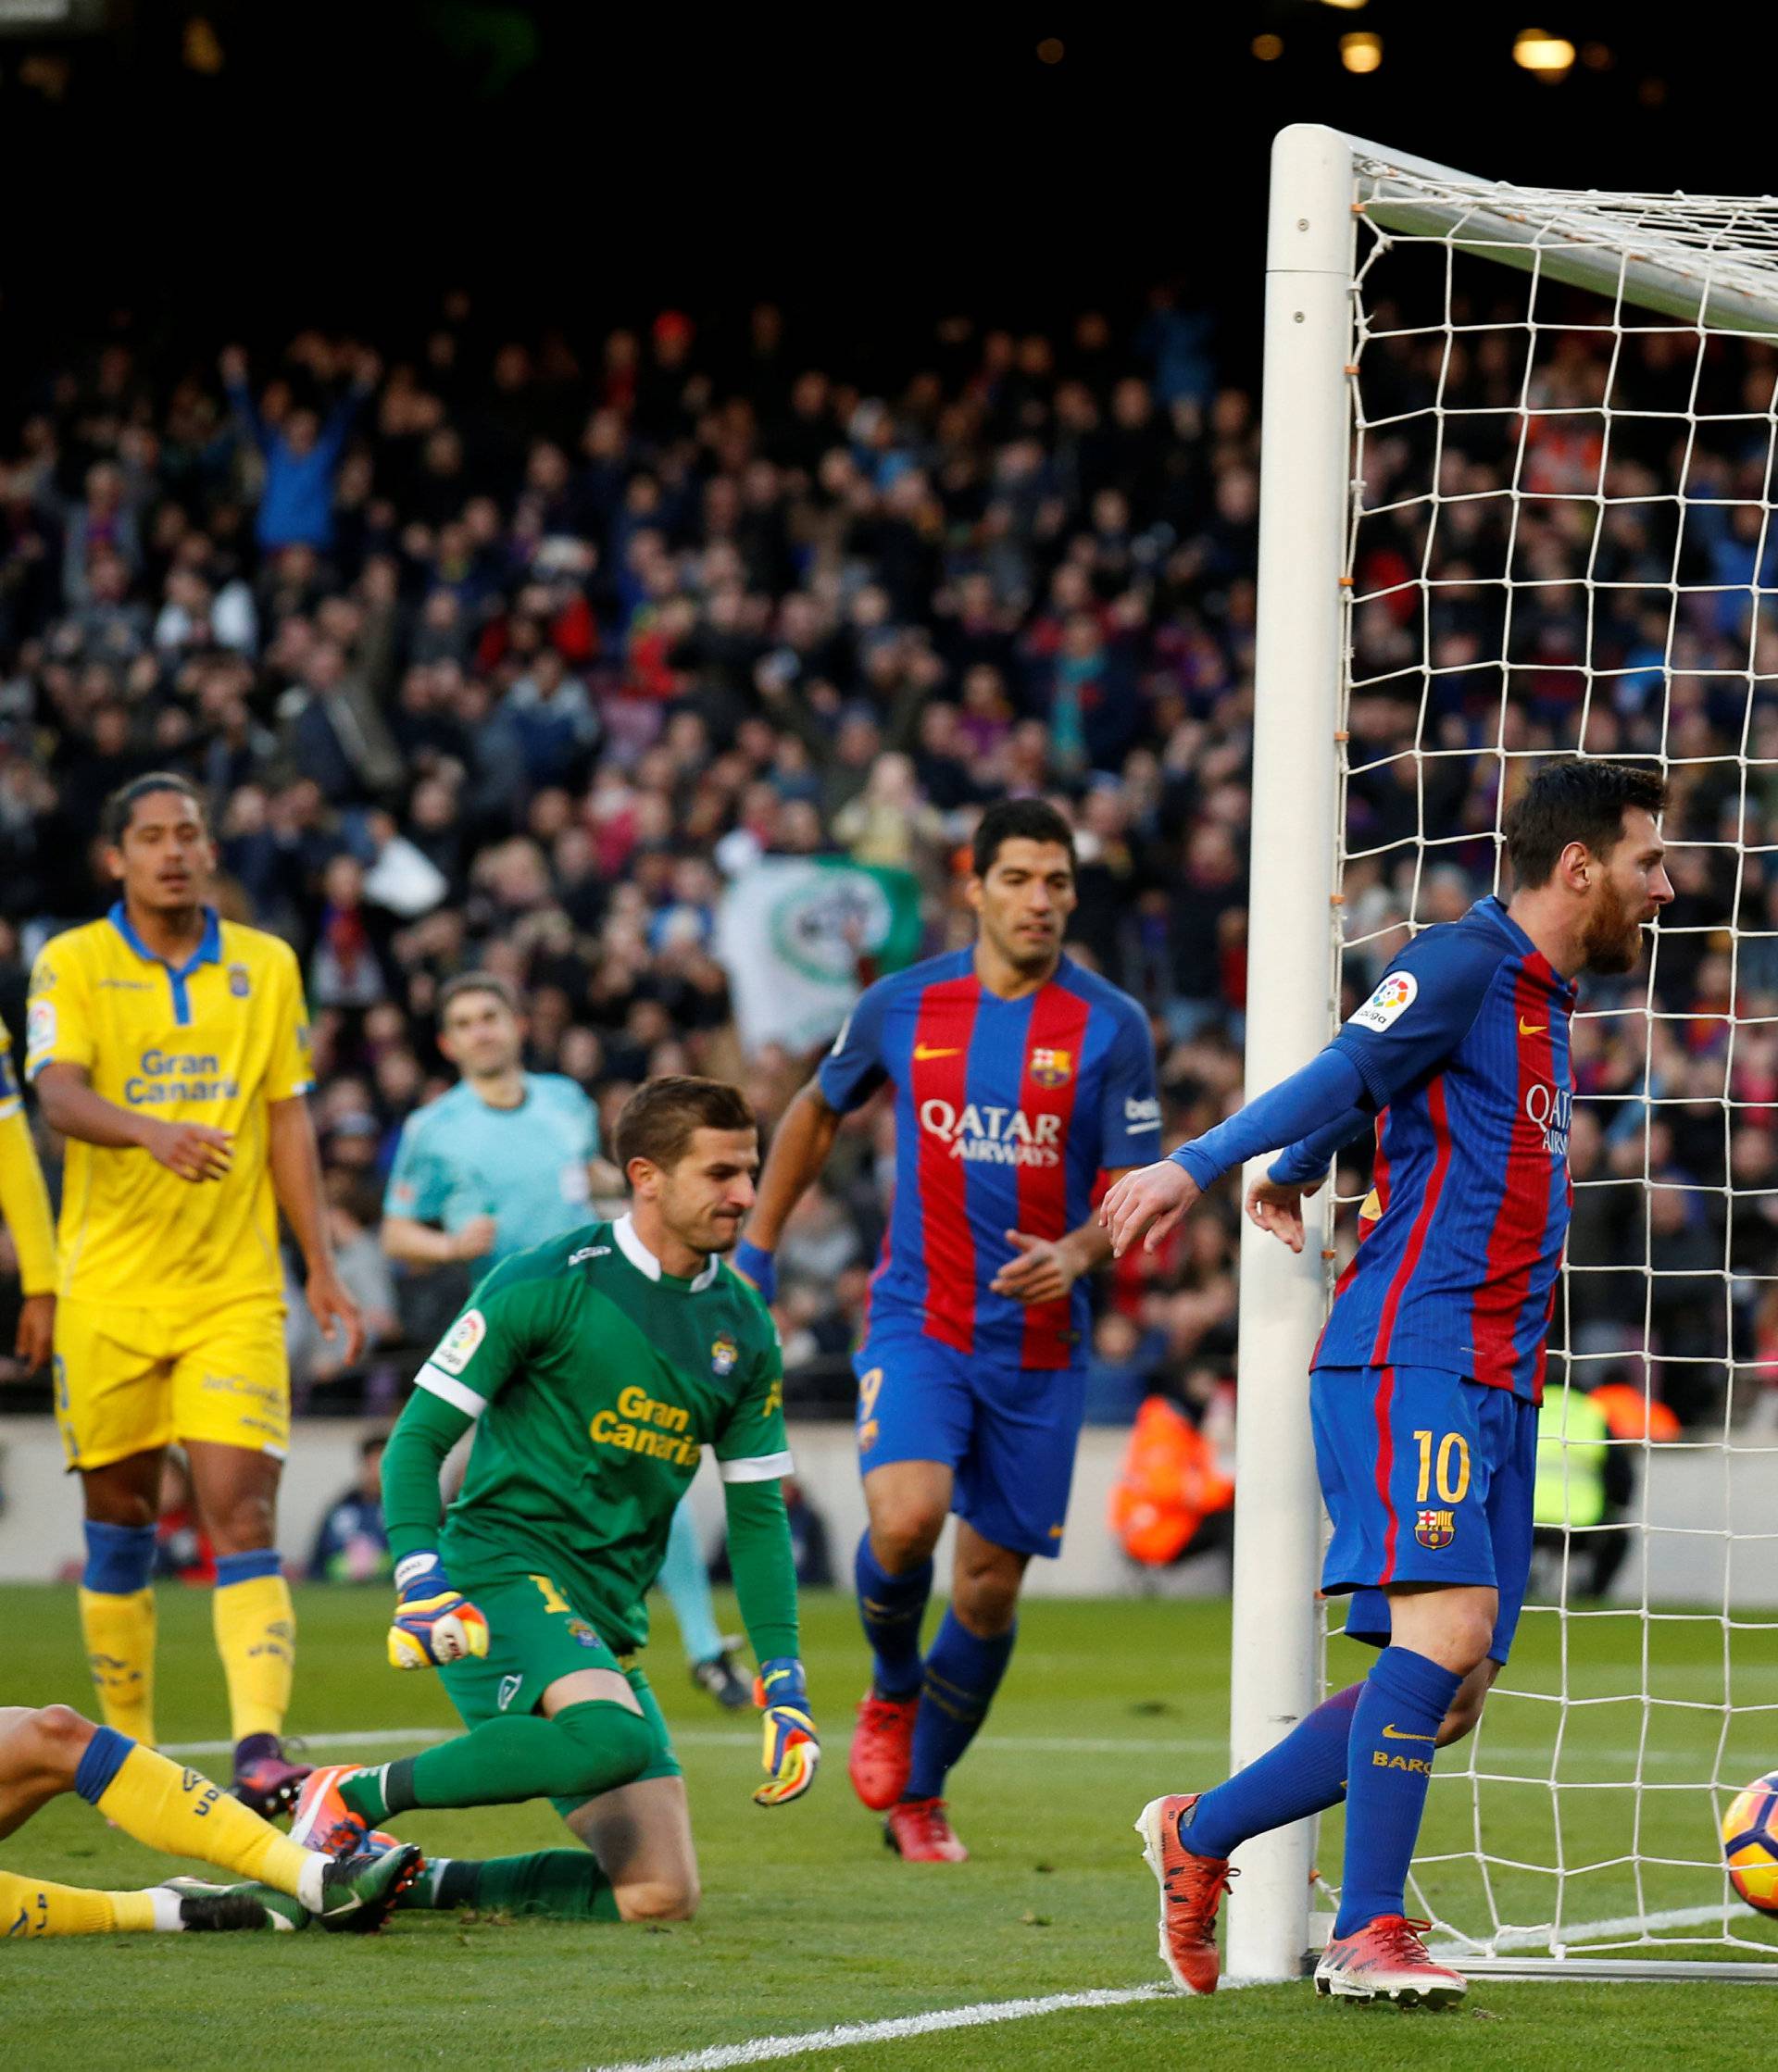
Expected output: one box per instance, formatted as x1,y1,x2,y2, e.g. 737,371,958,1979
1413,1429,1471,1505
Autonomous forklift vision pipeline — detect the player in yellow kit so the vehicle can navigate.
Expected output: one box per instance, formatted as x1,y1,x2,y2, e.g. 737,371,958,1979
26,773,364,1816
0,1701,418,1934
0,1018,57,1376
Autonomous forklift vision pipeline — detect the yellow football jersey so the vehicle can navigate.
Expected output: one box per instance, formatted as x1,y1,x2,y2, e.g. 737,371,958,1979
25,905,315,1308
0,1021,56,1294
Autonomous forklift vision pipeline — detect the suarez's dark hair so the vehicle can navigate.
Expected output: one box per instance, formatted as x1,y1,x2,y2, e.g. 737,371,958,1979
1502,758,1669,889
614,1075,757,1177
970,797,1076,879
102,771,206,846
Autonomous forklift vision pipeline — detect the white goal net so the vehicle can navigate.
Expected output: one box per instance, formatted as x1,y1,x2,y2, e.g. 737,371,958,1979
1232,125,1778,1983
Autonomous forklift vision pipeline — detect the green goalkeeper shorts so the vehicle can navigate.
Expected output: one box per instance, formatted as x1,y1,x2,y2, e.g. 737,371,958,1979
438,1569,681,1807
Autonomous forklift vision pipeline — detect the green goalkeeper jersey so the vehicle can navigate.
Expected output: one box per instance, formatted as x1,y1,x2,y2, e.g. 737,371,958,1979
402,1213,792,1654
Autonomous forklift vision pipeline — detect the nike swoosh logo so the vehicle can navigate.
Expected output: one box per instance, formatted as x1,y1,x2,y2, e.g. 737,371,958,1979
913,1044,960,1060
1519,1018,1546,1036
1381,1724,1436,1742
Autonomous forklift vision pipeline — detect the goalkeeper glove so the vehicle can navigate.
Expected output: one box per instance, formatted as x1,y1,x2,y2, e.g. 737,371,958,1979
752,1655,819,1807
386,1552,490,1670
731,1238,777,1303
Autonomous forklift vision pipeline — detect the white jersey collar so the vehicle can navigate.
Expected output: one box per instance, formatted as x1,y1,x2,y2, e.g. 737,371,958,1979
612,1212,720,1292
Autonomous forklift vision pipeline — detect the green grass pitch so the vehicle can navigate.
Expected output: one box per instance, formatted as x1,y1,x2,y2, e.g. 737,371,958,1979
2,1584,1772,2070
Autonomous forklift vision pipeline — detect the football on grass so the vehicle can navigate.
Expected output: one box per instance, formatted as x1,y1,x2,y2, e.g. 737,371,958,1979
1722,1772,1778,1916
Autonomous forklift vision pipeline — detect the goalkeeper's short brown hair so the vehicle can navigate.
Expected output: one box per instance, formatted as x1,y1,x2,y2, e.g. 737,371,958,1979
614,1076,758,1176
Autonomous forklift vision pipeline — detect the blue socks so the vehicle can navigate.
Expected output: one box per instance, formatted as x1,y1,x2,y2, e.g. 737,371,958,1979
81,1520,155,1594
72,1724,134,1804
213,1548,281,1588
905,1610,1016,1801
855,1531,932,1701
654,1496,723,1666
1180,1681,1362,1860
1334,1647,1463,1937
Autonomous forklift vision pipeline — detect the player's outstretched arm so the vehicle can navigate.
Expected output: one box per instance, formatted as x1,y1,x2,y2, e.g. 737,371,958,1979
1104,1047,1371,1257
721,1477,819,1805
0,1104,56,1371
34,1063,233,1181
268,1094,364,1365
732,1080,845,1299
1246,1101,1373,1254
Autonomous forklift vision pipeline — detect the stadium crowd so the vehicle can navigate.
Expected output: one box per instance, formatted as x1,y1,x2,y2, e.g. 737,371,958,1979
0,288,1771,1430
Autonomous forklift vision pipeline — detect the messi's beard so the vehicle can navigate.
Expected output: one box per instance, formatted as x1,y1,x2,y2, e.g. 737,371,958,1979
1580,879,1646,977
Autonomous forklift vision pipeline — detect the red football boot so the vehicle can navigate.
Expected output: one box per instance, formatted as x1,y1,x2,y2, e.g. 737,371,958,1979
848,1691,919,1811
1134,1793,1234,1994
286,1763,371,1858
1314,1915,1468,2008
883,1796,969,1863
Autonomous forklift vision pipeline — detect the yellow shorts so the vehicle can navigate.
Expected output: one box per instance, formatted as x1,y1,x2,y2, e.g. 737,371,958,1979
53,1295,290,1471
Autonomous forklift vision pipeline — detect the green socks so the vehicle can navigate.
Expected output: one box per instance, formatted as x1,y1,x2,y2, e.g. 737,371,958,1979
341,1703,655,1824
401,1850,620,1920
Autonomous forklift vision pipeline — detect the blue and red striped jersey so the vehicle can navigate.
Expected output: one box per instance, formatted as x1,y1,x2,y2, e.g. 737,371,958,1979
1313,898,1576,1403
817,948,1160,1368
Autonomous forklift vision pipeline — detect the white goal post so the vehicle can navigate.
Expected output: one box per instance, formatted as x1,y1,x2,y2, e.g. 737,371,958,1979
1229,123,1778,1984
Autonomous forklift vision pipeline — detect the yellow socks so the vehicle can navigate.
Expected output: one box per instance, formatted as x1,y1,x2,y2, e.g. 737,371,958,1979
0,1869,159,1936
84,1739,315,1903
77,1584,157,1745
211,1556,294,1742
78,1519,159,1743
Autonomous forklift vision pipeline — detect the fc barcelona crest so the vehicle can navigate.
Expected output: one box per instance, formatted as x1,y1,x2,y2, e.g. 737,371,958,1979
1415,1507,1456,1550
228,963,251,998
1030,1047,1072,1089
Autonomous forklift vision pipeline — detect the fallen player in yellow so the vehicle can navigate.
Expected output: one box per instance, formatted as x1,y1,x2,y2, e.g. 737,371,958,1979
1,1703,417,1934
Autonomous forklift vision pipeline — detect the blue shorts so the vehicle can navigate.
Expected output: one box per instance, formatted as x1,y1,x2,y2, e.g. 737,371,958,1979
853,1329,1087,1558
1311,1363,1538,1665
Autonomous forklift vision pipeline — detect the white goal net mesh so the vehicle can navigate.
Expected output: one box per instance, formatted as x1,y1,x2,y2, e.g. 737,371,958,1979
1322,156,1778,1964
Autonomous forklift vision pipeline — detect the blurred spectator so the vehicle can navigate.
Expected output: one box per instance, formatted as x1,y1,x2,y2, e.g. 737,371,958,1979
0,292,1769,1437
307,1429,394,1583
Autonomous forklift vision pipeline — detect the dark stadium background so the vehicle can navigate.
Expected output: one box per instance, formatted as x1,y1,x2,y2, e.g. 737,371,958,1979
6,6,1778,361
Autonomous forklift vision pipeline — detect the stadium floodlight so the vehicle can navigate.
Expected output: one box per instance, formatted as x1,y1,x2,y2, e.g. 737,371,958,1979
1513,29,1578,77
1233,122,1778,1987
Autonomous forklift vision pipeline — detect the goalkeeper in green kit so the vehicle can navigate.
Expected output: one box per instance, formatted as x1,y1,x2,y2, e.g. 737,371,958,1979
288,1076,816,1923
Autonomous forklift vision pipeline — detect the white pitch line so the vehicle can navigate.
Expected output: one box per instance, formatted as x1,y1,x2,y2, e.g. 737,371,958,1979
161,1724,1735,1771
161,1727,458,1758
580,1983,1194,2072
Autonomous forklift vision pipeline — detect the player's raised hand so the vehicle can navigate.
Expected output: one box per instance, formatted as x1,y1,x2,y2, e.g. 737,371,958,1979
387,1552,490,1670
1245,1173,1324,1254
12,1292,54,1373
1100,1158,1200,1257
991,1229,1077,1304
144,1117,234,1183
307,1260,365,1366
752,1657,820,1806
